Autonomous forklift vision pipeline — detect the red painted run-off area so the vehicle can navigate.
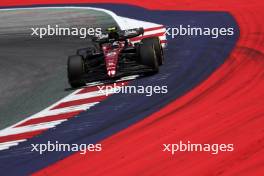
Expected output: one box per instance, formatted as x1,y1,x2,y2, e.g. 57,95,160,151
1,0,264,175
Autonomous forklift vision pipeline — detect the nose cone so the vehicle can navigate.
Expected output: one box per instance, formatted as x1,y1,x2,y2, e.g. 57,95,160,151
107,70,116,77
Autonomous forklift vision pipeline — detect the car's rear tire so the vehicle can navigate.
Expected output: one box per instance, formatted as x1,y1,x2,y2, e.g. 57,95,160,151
141,37,164,65
67,55,86,88
139,42,159,72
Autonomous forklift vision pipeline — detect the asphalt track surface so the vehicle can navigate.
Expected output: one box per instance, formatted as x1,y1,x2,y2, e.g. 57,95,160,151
0,4,240,176
0,8,117,130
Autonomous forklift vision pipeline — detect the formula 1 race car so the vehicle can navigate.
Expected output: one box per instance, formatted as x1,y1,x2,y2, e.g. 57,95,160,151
67,27,164,88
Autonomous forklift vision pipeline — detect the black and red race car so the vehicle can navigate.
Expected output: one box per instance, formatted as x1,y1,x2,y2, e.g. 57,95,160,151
67,27,164,88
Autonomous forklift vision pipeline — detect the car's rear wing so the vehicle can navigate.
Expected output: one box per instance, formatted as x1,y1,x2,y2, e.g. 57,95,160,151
117,17,167,48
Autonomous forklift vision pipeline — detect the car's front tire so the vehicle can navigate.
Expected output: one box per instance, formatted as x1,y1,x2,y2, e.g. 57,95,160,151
67,55,86,88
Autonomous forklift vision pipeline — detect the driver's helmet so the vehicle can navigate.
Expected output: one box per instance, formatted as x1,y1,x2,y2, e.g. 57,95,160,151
106,26,119,40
